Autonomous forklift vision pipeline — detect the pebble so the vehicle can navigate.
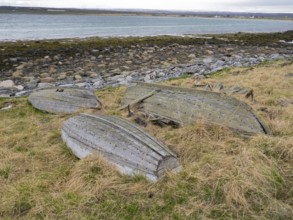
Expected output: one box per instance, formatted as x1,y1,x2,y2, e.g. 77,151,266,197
74,75,82,80
15,90,31,97
12,70,23,78
57,74,67,80
38,83,54,89
144,74,152,82
15,85,24,91
0,40,292,97
93,80,104,89
9,58,18,63
203,57,214,64
41,77,54,83
40,73,50,78
0,80,15,88
16,64,26,70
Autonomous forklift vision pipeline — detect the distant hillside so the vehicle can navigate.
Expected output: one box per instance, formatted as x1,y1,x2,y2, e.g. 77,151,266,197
1,6,293,20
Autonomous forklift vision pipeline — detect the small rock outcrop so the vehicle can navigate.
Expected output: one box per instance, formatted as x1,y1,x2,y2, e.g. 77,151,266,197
0,80,24,97
28,87,101,114
62,114,181,181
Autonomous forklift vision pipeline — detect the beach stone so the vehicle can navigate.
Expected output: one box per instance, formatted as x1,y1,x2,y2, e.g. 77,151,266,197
233,62,242,67
206,50,214,55
15,90,31,97
49,66,57,74
0,87,17,97
108,75,124,82
16,63,26,70
112,68,121,74
93,80,104,89
9,58,18,63
29,87,101,114
59,83,75,88
41,77,55,83
144,74,151,82
53,55,60,61
226,48,234,52
210,66,224,73
38,83,54,89
74,75,82,80
40,73,50,78
57,73,67,80
12,70,23,78
90,73,98,78
158,72,165,77
25,80,39,90
126,75,133,82
188,54,196,58
203,57,214,65
213,60,225,67
15,85,24,91
76,83,87,88
270,53,282,59
0,80,15,88
90,56,96,61
86,71,97,78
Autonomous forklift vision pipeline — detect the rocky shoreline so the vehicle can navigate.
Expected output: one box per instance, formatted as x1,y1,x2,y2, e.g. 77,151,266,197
1,32,292,97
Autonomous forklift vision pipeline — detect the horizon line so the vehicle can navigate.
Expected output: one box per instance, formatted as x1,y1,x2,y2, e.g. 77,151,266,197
1,5,293,14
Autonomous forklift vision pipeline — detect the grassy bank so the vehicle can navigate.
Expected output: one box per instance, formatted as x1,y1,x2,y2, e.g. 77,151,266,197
0,58,292,219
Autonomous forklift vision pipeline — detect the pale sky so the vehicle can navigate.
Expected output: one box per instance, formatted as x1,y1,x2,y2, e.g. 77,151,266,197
1,0,293,13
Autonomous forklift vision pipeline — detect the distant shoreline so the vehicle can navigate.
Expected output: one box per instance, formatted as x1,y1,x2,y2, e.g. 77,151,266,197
1,6,293,21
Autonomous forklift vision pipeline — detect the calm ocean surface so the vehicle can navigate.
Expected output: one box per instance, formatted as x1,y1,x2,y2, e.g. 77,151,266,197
0,14,292,41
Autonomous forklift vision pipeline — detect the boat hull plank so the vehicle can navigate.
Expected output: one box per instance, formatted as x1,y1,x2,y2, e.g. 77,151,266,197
28,87,101,114
62,113,181,181
122,82,270,135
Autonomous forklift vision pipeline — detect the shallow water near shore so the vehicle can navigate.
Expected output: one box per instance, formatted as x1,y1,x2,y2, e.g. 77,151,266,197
1,14,293,41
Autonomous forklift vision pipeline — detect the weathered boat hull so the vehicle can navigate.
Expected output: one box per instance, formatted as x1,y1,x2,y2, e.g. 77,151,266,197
122,82,271,135
28,87,101,114
61,113,181,181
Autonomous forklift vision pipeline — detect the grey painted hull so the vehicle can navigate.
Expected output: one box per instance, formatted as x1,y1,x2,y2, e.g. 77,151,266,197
122,82,270,135
28,87,100,114
62,113,181,181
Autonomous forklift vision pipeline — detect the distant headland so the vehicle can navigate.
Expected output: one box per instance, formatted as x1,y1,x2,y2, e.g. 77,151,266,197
1,6,293,20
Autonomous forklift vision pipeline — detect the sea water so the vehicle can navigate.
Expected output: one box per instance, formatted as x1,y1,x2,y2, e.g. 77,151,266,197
0,13,292,41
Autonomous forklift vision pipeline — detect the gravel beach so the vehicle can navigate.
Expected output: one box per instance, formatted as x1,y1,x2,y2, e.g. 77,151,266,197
1,31,292,97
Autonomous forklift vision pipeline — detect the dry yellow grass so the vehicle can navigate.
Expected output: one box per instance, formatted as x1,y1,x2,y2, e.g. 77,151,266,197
0,59,292,219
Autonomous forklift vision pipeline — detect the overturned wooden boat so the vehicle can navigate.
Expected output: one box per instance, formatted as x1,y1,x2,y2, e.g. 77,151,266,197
122,82,271,135
61,113,181,181
28,87,101,114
